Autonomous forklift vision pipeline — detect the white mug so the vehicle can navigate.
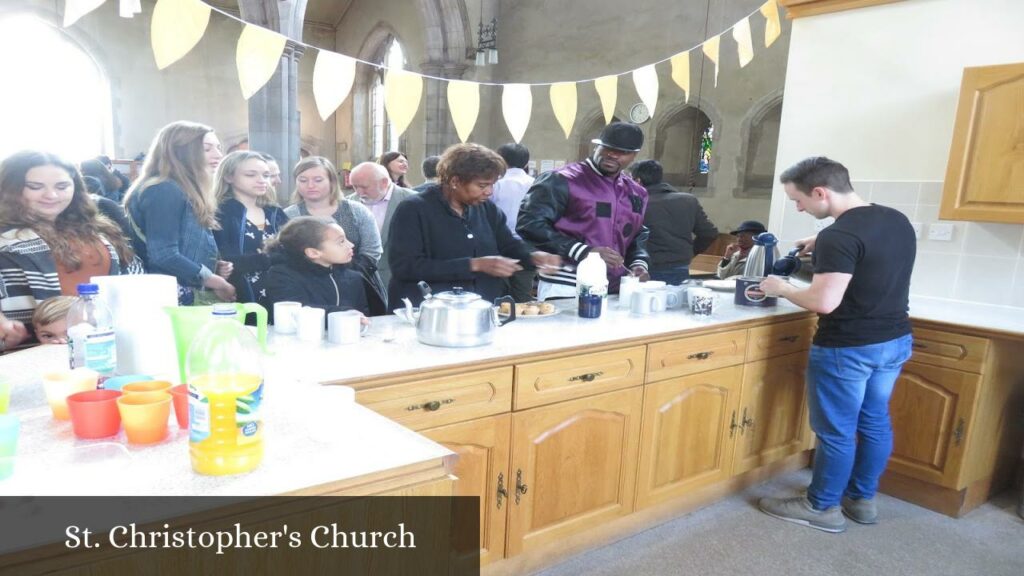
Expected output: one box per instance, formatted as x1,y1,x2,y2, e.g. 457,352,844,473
647,287,681,312
630,290,657,315
664,285,687,310
619,276,641,309
328,310,367,345
689,288,716,317
296,307,326,342
273,301,302,334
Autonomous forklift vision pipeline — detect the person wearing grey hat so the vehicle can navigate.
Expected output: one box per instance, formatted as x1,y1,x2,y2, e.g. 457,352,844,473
717,219,767,278
517,122,651,299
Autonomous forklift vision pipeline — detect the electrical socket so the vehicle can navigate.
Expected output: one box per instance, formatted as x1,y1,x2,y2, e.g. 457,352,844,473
927,222,954,242
911,222,923,239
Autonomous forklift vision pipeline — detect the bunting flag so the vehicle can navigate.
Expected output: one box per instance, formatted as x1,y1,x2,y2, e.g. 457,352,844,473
670,51,691,102
236,24,287,99
632,65,659,116
594,76,618,124
733,17,754,68
119,0,142,18
702,34,721,87
63,0,106,27
761,0,782,48
384,70,423,138
447,80,480,142
312,51,356,121
502,84,532,143
151,0,211,70
549,82,578,139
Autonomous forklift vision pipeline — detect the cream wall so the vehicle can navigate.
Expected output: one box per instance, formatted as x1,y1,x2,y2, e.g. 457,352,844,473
771,0,1024,308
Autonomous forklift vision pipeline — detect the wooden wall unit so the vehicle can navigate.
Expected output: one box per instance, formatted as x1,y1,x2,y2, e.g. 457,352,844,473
778,0,905,19
940,62,1024,223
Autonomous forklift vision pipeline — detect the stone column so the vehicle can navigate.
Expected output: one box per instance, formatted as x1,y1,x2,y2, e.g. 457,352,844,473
421,61,468,156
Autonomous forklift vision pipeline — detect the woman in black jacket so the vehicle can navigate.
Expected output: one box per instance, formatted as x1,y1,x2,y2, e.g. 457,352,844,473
387,143,561,309
264,217,369,322
213,151,289,309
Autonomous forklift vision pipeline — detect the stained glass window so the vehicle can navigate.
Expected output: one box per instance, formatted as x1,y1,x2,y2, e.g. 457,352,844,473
698,124,714,175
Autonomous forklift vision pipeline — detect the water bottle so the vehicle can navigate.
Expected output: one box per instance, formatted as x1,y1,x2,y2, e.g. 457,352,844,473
576,252,608,319
66,283,117,383
187,303,264,476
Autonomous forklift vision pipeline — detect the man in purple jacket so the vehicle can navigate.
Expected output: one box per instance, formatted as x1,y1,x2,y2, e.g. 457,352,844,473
517,122,651,300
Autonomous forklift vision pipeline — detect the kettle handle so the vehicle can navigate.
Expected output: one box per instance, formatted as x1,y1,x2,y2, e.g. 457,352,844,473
494,295,516,326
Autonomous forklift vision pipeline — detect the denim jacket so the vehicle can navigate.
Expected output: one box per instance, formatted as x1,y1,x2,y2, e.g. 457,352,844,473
126,180,218,288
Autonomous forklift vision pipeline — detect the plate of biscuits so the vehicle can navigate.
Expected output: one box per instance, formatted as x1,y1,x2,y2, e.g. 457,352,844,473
498,301,559,318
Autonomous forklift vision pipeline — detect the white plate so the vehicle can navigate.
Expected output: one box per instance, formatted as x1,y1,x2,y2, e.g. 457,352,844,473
702,279,736,292
508,309,560,319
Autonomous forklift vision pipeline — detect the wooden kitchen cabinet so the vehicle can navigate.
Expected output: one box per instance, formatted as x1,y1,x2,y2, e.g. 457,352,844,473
887,361,980,488
423,415,511,567
505,387,643,556
733,352,812,475
940,62,1024,223
635,366,743,509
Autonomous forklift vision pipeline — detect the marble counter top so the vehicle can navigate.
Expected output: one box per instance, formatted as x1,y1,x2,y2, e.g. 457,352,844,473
909,296,1024,339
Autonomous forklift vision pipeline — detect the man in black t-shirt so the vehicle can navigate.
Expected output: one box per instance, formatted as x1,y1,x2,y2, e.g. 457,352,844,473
756,157,915,533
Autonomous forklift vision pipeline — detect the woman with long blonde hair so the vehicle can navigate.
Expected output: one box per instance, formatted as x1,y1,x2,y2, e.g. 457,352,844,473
212,151,289,308
124,121,235,304
284,156,386,313
0,151,141,350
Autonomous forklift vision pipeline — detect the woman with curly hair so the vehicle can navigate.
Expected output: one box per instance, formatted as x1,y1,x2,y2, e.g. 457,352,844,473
0,151,141,350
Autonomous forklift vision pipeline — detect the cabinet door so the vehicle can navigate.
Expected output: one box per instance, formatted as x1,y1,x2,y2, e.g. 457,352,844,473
423,414,511,567
635,366,743,510
506,387,643,556
940,62,1024,224
887,361,980,489
733,352,811,474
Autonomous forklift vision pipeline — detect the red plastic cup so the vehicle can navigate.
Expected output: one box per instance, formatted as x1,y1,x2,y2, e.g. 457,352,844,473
170,384,189,429
66,390,122,439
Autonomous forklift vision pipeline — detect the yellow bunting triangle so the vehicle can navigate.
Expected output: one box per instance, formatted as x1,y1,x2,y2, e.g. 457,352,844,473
63,0,106,27
119,0,142,18
670,52,691,102
632,65,659,117
594,76,618,124
761,0,782,48
502,84,532,144
384,70,424,139
312,51,356,121
733,17,754,68
151,0,211,70
236,24,287,99
549,83,578,139
447,80,480,143
702,35,721,87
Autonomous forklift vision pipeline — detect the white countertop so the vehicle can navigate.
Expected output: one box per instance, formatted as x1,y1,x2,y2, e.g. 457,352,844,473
909,296,1024,338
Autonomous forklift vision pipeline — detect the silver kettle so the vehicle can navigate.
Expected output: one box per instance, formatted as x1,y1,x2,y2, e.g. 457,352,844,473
742,232,780,278
396,282,516,347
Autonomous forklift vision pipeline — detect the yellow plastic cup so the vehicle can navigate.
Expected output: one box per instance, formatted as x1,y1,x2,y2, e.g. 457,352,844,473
42,369,99,420
116,392,171,445
121,380,173,395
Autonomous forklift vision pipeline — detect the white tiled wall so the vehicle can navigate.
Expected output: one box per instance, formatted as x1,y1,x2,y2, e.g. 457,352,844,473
776,180,1024,309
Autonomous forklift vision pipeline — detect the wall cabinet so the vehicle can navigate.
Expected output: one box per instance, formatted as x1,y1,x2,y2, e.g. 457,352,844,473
940,62,1024,223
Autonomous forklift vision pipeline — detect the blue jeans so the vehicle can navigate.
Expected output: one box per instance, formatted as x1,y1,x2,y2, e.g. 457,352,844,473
806,333,913,510
649,265,689,285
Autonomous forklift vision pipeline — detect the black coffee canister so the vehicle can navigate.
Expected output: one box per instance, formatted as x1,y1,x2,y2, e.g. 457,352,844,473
734,276,777,307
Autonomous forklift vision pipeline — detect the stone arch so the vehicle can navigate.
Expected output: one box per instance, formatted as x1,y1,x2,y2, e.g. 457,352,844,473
733,90,784,198
352,23,407,162
650,98,721,196
575,108,623,164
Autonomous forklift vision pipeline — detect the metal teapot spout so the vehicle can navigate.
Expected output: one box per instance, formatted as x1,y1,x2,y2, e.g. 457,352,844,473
395,298,418,326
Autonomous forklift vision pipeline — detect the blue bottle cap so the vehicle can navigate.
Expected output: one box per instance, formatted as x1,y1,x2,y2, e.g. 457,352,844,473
76,283,99,295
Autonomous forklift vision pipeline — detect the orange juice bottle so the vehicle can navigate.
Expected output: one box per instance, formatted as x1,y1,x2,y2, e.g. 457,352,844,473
186,304,264,475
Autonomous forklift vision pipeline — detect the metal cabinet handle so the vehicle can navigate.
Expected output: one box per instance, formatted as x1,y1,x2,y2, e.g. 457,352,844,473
778,335,800,343
570,371,604,383
953,418,965,446
515,469,528,505
729,410,739,438
496,473,508,509
687,351,714,361
406,398,455,412
912,342,927,350
741,408,754,433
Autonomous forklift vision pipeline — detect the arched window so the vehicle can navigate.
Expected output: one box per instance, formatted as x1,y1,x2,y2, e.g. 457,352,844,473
0,15,112,160
741,100,783,197
654,107,713,191
370,37,405,159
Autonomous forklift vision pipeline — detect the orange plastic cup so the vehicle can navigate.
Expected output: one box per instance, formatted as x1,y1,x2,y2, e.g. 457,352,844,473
116,391,171,445
169,385,189,429
67,390,122,439
42,369,99,420
121,380,172,395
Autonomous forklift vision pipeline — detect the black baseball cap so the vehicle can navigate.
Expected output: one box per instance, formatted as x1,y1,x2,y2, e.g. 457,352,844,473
591,122,644,152
730,220,767,235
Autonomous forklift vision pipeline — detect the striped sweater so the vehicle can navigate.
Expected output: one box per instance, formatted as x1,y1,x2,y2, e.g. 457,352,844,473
0,228,143,327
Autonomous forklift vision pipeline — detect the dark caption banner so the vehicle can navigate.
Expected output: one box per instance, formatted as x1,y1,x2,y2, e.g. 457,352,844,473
0,496,480,576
